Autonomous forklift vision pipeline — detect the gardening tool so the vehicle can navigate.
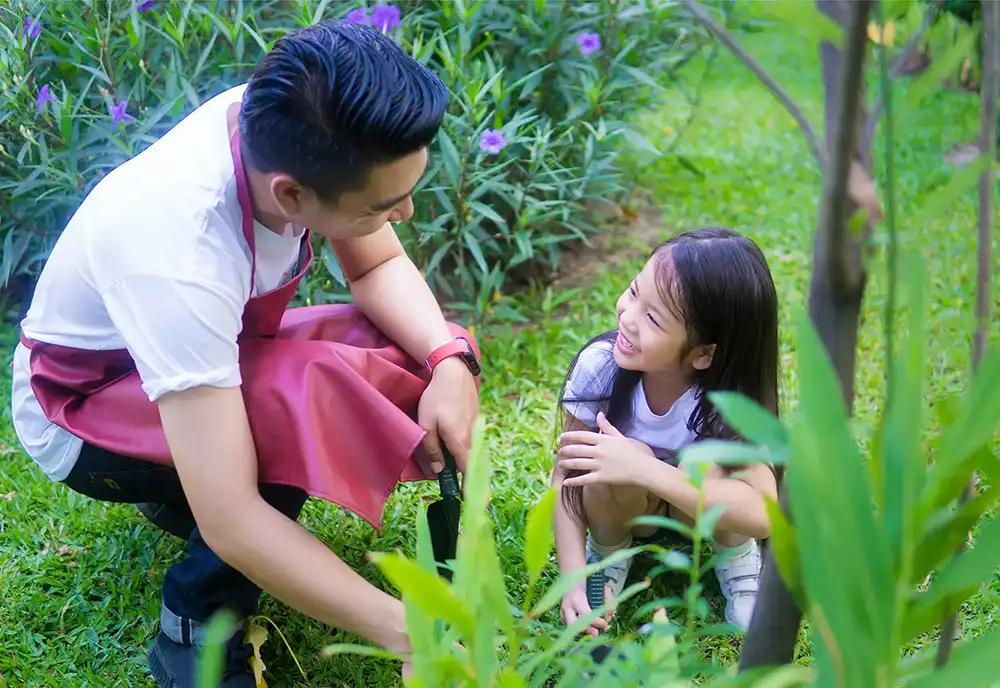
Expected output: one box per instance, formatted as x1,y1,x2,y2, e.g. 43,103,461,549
428,449,461,581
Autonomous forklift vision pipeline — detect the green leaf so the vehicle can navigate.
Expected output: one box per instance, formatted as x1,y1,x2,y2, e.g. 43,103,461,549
913,154,991,225
752,1,843,48
678,438,784,467
696,504,728,541
524,488,557,595
195,609,239,688
528,546,644,620
905,625,1000,688
763,495,806,610
918,514,1000,610
925,342,1000,511
911,479,1000,587
879,255,927,580
784,308,892,687
463,230,489,275
907,24,979,107
708,392,789,457
438,130,462,187
371,552,477,640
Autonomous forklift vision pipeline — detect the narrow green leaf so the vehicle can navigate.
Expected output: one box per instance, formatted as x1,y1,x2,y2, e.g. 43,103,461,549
463,231,489,275
528,546,644,620
763,496,805,609
696,504,728,541
438,130,462,187
370,552,477,640
920,514,1000,608
907,25,979,106
905,625,1000,688
753,1,843,47
785,308,890,686
880,255,926,580
524,488,557,593
195,610,239,688
911,479,1000,586
708,391,789,454
678,438,784,467
914,154,990,225
926,342,1000,510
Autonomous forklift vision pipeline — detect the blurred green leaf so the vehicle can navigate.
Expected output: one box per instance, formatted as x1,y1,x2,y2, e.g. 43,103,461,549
908,25,979,107
524,487,557,596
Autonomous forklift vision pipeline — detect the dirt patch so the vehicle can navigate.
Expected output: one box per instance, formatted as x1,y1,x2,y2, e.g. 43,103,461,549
548,193,666,294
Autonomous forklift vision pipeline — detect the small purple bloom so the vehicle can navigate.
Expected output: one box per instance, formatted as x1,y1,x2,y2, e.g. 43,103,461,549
22,17,41,40
35,84,57,114
577,32,601,56
109,100,135,126
136,0,156,12
369,4,402,31
346,8,369,24
480,129,507,155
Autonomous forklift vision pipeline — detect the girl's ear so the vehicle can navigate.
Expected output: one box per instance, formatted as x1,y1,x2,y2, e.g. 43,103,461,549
690,343,716,371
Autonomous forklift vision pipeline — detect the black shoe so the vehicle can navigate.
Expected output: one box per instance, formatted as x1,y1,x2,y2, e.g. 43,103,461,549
148,629,256,687
138,502,197,539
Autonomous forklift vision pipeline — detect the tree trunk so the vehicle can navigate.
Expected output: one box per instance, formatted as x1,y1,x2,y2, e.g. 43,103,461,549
739,0,874,671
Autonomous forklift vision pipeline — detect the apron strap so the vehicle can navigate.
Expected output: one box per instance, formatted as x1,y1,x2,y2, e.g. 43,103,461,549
229,129,258,290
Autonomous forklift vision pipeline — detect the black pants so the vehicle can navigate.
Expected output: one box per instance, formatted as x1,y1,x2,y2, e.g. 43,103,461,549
62,442,308,638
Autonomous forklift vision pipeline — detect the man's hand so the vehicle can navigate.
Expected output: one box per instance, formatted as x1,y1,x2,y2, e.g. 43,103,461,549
417,357,478,473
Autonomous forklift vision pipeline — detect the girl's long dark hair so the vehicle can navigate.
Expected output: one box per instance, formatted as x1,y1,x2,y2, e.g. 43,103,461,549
558,227,780,522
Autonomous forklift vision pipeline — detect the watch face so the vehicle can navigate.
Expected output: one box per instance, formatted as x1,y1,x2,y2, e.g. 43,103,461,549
457,337,482,376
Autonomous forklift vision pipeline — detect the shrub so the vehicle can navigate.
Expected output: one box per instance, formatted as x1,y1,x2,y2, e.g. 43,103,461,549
0,0,725,321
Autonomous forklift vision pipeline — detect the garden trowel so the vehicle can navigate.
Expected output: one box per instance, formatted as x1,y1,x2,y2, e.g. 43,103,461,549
428,449,461,581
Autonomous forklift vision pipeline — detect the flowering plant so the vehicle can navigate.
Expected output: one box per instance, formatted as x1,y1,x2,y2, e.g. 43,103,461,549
0,0,723,320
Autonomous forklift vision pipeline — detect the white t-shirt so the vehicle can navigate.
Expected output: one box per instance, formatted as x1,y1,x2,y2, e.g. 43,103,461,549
561,339,700,463
10,84,305,481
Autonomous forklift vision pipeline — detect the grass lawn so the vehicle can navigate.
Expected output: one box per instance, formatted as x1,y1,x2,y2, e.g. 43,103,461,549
2,26,998,687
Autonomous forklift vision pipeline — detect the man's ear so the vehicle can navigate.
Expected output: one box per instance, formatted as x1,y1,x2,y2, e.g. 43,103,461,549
691,343,716,371
269,173,305,218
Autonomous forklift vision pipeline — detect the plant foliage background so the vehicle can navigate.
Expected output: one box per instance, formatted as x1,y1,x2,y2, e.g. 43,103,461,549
0,0,726,320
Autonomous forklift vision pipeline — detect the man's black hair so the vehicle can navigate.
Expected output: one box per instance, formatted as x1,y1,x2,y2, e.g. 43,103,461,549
239,20,449,202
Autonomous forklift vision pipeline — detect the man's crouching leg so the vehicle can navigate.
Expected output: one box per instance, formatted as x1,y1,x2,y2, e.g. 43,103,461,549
149,484,308,688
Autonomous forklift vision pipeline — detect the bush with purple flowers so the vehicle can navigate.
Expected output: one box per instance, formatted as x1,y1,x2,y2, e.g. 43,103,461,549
0,0,721,323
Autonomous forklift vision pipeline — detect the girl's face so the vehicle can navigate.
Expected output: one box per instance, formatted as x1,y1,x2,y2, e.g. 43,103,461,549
613,257,715,376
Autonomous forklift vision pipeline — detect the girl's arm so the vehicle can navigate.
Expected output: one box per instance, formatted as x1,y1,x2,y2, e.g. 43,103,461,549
553,415,592,574
642,461,777,540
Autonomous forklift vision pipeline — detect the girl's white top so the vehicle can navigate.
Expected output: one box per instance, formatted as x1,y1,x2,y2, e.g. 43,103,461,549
562,340,699,464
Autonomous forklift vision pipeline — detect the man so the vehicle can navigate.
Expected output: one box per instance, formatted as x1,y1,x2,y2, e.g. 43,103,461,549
9,20,480,687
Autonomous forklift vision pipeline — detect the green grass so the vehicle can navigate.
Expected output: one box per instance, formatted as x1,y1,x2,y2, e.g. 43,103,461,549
2,26,998,686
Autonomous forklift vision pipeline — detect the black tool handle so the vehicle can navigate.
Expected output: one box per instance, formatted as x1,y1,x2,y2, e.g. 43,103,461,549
438,449,460,498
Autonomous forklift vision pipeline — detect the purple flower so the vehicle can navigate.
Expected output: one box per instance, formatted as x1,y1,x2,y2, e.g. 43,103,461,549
370,4,402,31
577,32,601,56
22,17,41,40
109,100,135,126
480,129,507,155
136,0,156,11
346,8,369,24
35,84,57,114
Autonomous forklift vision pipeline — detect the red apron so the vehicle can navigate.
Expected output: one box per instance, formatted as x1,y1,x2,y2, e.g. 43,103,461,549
19,130,479,530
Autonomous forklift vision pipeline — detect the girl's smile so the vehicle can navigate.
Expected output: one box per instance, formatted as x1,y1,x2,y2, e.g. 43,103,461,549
615,331,639,355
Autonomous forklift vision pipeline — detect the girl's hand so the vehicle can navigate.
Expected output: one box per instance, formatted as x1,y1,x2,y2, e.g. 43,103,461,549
561,582,614,636
558,413,658,488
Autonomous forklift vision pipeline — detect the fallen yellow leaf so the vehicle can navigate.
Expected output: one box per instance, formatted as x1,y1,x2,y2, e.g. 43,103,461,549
246,622,269,688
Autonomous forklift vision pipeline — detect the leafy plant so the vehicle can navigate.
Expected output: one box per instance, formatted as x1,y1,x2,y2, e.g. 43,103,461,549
0,0,723,321
318,417,801,687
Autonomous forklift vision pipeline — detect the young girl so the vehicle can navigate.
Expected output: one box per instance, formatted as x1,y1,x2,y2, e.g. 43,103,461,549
551,227,780,634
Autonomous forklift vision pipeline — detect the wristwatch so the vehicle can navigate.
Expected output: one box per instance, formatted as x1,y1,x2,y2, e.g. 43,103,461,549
426,337,481,377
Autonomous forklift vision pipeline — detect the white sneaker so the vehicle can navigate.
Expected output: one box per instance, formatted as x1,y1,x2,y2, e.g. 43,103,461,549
585,532,632,605
714,539,762,631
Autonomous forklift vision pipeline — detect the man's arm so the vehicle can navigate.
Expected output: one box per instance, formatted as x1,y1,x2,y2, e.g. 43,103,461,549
330,223,479,471
157,385,412,653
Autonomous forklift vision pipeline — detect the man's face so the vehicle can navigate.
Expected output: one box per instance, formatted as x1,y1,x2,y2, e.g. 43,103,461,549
269,148,428,241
